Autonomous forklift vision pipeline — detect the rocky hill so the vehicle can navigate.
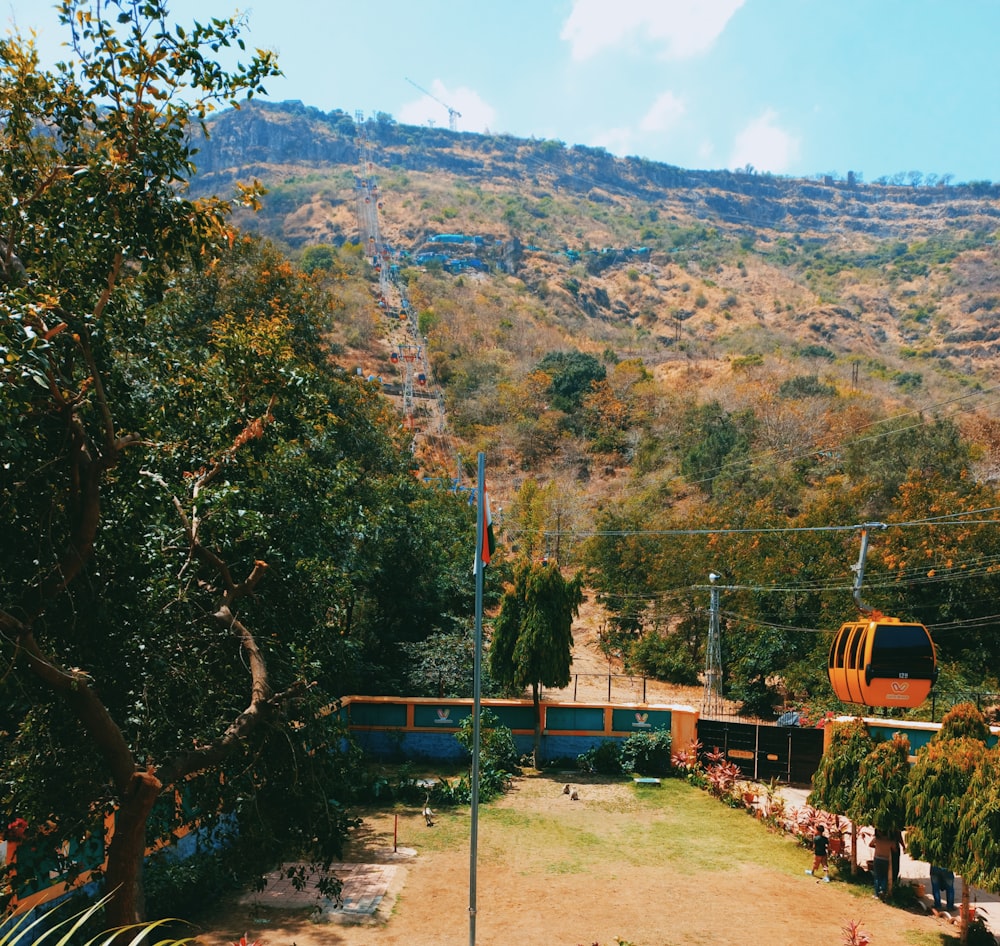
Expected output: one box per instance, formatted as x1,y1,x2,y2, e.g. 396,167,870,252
186,100,1000,514
192,100,1000,242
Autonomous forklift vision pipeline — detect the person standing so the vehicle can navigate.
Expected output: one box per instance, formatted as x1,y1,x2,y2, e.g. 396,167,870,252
872,830,892,899
806,824,831,882
930,865,956,914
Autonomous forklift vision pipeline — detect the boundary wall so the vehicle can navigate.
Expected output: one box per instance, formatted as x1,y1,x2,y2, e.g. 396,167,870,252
341,695,699,763
823,715,1000,757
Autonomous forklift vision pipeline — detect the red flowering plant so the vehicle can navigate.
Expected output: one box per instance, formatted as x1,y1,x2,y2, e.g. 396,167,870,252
4,818,28,843
841,919,870,946
670,739,702,773
705,760,743,799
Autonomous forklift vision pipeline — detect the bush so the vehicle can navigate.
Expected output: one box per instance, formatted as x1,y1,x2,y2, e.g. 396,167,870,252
620,730,672,777
967,918,996,946
454,708,520,802
629,630,700,685
577,740,623,775
144,847,236,919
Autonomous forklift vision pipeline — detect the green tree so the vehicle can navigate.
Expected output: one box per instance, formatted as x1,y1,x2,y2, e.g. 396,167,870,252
583,507,659,640
679,401,754,496
808,719,874,875
536,350,606,414
0,3,478,926
300,244,337,273
843,416,971,509
489,560,583,759
955,748,1000,935
906,730,987,940
405,623,497,698
0,1,282,925
849,734,911,895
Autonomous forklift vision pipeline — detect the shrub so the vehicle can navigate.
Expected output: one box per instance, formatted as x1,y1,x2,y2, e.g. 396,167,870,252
620,730,672,777
454,708,520,802
577,740,623,775
778,374,837,399
629,630,700,685
704,761,742,798
144,847,237,920
936,702,990,742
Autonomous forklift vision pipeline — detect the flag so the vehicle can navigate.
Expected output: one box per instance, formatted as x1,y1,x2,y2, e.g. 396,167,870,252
475,487,496,571
481,489,496,566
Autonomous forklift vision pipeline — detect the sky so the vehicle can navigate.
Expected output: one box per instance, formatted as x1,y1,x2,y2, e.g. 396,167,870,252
5,0,1000,185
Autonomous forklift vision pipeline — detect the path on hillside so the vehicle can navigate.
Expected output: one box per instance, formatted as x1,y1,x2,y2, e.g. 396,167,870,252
543,593,710,708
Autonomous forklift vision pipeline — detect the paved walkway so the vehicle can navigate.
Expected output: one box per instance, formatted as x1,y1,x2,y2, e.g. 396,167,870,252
780,787,999,934
240,849,414,923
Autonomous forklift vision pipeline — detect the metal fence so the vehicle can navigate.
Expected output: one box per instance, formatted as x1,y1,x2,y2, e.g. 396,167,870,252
926,691,1000,722
542,673,656,704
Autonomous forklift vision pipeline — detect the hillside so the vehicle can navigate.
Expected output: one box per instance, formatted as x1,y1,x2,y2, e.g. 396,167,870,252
188,100,1000,523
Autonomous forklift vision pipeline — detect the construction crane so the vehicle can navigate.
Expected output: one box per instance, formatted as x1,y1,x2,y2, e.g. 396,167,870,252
404,77,461,132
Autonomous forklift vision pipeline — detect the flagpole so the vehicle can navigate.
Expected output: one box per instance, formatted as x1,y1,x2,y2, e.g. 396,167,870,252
469,451,485,946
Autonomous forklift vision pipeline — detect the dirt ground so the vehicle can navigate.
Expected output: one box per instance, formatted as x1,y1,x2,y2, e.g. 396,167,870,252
190,774,948,946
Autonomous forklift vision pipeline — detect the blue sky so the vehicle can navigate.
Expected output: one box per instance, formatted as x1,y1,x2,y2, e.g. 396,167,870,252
6,0,1000,184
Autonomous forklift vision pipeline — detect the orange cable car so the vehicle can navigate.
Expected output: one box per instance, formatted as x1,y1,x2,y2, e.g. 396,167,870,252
827,524,938,709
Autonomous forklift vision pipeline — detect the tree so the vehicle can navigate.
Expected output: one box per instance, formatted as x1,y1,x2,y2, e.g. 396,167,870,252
536,350,606,414
955,748,1000,940
935,702,992,744
0,1,281,924
849,734,911,895
808,719,874,875
0,3,480,927
906,715,988,941
679,401,754,497
489,560,583,759
405,623,496,699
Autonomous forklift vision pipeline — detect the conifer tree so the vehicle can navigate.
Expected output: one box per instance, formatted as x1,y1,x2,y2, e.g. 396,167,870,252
489,559,583,760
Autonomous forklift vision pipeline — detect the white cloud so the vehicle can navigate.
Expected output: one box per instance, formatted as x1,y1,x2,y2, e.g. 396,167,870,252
399,80,497,134
639,91,686,133
590,126,635,156
560,0,745,61
728,109,801,174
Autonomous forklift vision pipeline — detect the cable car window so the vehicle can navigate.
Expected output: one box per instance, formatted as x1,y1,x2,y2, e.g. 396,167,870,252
831,626,852,669
869,624,935,679
847,624,866,670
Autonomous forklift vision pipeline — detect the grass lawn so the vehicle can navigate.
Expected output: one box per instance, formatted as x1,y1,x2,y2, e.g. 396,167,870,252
193,770,956,946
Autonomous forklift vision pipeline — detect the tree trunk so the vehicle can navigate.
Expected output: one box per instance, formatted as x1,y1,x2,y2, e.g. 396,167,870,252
532,682,542,767
851,822,858,875
102,769,163,927
960,880,970,944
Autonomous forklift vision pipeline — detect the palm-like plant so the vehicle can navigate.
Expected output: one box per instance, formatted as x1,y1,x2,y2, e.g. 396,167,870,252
0,895,190,945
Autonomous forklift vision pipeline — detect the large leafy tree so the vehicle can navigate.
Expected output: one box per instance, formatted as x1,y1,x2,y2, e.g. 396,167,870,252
955,748,1000,933
536,350,606,415
905,704,989,941
0,1,278,923
878,471,1000,673
679,400,754,497
489,560,583,758
849,734,911,895
0,1,473,927
808,718,874,875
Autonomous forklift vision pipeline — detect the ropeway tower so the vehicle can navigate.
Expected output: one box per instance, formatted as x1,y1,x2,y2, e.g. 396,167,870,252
701,573,725,716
